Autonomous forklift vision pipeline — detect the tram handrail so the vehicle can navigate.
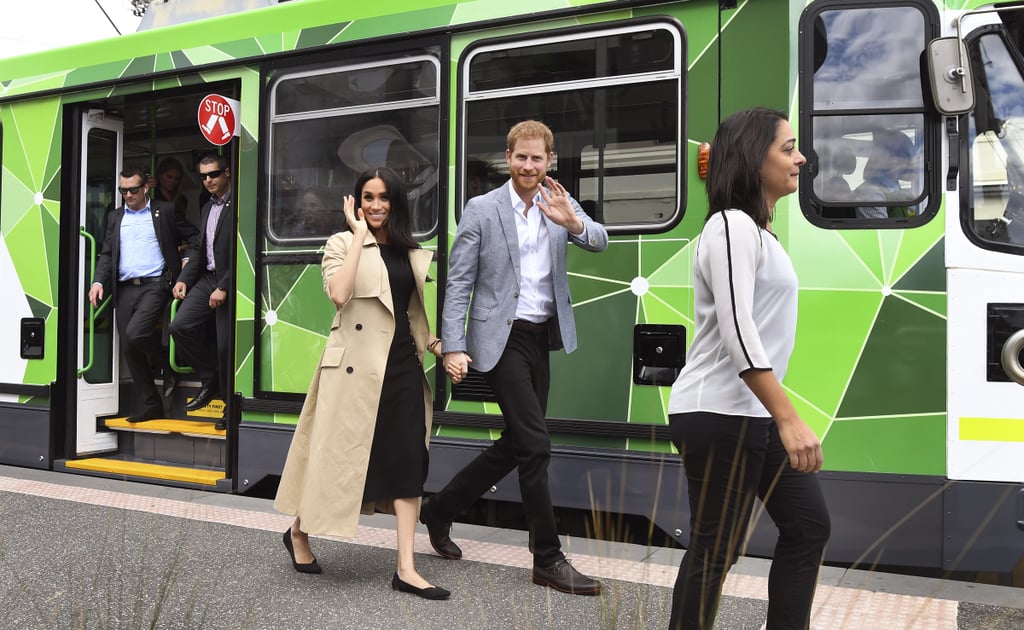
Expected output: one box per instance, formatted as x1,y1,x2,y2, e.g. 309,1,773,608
78,226,110,377
168,297,194,373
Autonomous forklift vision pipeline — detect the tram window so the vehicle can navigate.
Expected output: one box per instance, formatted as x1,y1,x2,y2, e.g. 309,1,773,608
468,29,675,91
800,4,938,225
965,33,1024,253
266,55,441,244
460,23,683,233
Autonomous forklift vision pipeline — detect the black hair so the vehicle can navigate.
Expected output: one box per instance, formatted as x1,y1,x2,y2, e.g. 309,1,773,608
198,152,229,171
705,107,789,229
353,166,419,250
119,165,148,182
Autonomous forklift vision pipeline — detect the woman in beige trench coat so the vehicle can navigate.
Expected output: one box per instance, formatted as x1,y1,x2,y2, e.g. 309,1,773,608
274,167,448,599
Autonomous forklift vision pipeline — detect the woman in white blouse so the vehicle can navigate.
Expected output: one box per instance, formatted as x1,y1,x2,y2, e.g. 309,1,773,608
667,107,830,630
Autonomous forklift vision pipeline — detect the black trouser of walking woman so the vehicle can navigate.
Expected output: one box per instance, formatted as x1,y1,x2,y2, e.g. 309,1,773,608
667,413,831,630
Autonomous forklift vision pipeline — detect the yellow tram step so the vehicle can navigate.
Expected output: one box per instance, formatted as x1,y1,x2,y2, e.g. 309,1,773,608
105,417,225,439
64,458,225,486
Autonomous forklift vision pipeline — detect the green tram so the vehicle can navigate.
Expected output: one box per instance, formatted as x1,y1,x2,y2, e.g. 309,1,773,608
1,0,1023,577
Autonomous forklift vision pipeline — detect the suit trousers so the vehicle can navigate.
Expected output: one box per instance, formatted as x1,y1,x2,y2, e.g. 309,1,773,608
115,281,170,415
667,412,831,630
168,272,232,400
431,326,563,566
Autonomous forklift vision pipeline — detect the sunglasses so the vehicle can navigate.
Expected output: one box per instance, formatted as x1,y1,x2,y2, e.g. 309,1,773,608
200,169,225,180
118,186,144,195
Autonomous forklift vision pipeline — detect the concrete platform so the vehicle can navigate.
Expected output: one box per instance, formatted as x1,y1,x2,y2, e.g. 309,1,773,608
0,465,1021,629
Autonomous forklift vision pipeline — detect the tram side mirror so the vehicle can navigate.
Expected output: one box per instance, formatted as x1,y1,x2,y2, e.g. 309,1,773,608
927,37,975,116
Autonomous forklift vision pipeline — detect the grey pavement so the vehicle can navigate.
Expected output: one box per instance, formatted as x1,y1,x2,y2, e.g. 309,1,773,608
0,465,1022,629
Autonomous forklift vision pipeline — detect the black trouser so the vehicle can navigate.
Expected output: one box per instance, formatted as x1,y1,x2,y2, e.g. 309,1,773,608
115,281,170,415
668,412,831,630
430,324,562,566
168,272,231,402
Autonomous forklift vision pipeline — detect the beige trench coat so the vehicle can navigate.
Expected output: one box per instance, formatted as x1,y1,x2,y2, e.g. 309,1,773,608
273,231,434,538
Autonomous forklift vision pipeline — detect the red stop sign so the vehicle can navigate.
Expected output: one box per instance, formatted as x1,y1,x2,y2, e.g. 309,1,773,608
198,94,236,146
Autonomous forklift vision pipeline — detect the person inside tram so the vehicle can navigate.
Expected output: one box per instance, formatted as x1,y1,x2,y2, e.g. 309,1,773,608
152,157,189,221
169,153,235,431
854,129,916,219
287,186,339,238
88,165,199,423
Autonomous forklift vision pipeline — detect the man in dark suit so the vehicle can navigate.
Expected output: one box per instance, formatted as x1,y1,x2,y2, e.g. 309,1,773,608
421,120,608,595
169,153,234,431
89,166,198,423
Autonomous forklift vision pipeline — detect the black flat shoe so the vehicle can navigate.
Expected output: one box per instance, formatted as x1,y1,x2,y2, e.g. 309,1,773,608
419,498,462,560
391,573,450,600
282,528,322,574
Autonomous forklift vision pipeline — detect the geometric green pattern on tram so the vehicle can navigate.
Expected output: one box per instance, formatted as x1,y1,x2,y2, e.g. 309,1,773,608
892,223,944,284
787,290,881,417
6,211,51,308
642,238,690,279
549,292,635,422
262,321,324,393
893,240,945,293
788,228,883,290
41,204,60,306
68,61,131,88
823,415,945,475
569,241,634,283
0,163,34,237
897,291,946,318
628,381,668,426
261,263,331,395
213,39,267,60
790,389,831,437
125,56,157,79
341,6,457,42
838,296,946,418
296,23,350,49
642,286,692,326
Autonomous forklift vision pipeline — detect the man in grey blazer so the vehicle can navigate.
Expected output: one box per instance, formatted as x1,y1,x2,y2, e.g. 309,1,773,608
421,120,608,595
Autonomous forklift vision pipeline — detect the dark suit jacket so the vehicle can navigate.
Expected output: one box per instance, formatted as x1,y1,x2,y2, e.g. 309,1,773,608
179,196,234,295
92,199,199,305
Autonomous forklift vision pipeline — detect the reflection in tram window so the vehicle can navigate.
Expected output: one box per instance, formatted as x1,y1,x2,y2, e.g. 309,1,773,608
968,33,1024,250
267,54,441,244
461,24,683,232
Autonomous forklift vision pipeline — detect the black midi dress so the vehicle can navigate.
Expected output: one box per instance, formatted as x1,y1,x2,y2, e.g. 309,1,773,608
361,244,428,502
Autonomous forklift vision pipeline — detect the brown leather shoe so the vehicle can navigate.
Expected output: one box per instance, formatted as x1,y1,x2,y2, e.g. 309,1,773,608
419,498,462,560
532,559,601,595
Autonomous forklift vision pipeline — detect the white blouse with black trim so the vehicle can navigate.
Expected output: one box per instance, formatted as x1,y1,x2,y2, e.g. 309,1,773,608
668,209,798,418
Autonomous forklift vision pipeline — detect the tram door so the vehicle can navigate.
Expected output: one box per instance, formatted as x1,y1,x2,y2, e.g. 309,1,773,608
75,110,123,455
947,13,1024,484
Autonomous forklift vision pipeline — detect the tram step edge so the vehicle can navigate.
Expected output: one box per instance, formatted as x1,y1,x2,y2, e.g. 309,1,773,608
63,457,225,486
104,417,226,439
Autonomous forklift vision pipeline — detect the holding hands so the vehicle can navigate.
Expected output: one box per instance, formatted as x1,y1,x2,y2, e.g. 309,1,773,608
444,351,471,385
537,176,584,235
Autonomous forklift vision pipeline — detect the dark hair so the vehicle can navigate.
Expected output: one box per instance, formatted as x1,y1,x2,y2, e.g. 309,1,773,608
705,107,789,229
353,166,419,250
119,165,148,182
198,152,229,171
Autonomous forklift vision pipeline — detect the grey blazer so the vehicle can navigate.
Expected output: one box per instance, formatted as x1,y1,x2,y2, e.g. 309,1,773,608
442,181,608,373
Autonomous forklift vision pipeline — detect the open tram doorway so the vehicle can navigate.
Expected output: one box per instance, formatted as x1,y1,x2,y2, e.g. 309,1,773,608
61,81,239,491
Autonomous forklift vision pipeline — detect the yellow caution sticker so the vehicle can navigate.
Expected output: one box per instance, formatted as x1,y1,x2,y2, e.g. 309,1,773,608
186,398,225,418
